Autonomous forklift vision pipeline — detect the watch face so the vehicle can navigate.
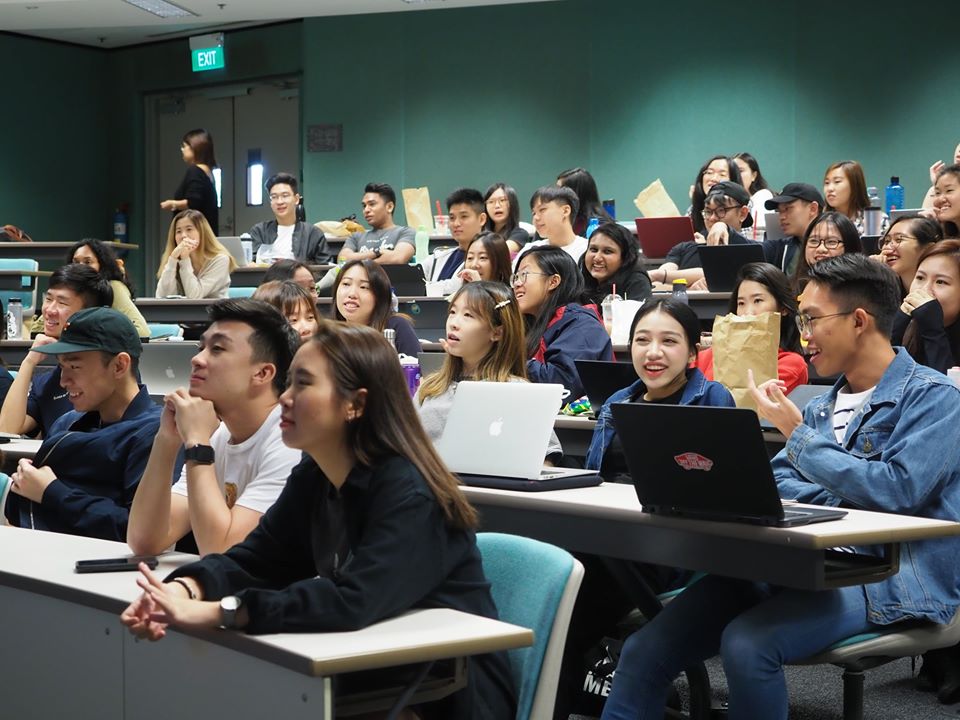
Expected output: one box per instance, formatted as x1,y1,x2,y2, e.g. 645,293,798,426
221,595,241,612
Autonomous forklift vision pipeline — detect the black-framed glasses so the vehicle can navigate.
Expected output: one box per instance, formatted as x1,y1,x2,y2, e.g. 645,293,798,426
510,270,551,287
795,310,858,336
806,236,843,250
880,233,918,248
701,205,741,220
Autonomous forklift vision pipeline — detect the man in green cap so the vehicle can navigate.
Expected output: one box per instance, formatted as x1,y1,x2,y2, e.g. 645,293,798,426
4,307,162,541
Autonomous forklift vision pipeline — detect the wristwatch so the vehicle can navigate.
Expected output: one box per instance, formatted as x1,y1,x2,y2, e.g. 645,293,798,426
184,444,215,465
220,595,242,629
373,246,382,258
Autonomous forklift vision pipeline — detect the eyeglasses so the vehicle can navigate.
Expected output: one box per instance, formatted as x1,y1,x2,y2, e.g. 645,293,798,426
880,233,918,248
806,236,843,250
487,197,510,207
510,270,551,287
703,168,729,178
794,310,857,336
269,192,295,203
701,205,741,220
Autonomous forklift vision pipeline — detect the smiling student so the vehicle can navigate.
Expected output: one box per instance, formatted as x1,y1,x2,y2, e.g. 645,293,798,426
67,238,149,338
516,185,588,265
762,183,825,275
338,182,415,265
933,164,960,237
121,322,516,720
689,156,742,235
422,188,488,295
156,209,236,299
247,173,331,265
791,211,862,291
459,231,512,285
878,214,943,295
579,221,652,304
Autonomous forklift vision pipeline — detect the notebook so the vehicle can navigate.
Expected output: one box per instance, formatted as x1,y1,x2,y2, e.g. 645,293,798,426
697,244,766,293
434,381,601,488
634,217,694,258
610,403,847,527
138,341,200,397
574,359,639,418
382,264,427,297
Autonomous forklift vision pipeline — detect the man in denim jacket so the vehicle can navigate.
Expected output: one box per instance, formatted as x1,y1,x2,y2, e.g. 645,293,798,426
601,254,960,720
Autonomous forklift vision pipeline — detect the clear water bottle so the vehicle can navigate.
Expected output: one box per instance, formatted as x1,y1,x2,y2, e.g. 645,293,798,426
884,176,905,213
585,217,600,239
383,328,397,351
414,226,430,264
390,287,399,314
671,278,689,305
867,186,880,208
6,297,22,340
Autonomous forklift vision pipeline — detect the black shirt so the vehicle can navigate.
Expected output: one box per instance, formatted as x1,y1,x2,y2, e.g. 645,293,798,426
665,228,751,270
600,385,686,482
170,454,515,719
174,165,219,234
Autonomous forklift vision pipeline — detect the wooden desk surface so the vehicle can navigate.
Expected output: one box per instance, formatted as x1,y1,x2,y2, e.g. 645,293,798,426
0,526,532,677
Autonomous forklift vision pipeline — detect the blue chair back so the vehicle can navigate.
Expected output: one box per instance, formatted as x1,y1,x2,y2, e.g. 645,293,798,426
227,286,255,298
147,323,183,340
0,258,40,316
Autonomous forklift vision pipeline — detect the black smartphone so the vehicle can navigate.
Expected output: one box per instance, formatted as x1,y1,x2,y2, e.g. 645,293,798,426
75,555,159,573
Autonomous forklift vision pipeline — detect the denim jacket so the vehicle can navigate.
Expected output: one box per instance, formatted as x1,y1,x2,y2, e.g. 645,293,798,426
585,368,734,471
773,348,960,625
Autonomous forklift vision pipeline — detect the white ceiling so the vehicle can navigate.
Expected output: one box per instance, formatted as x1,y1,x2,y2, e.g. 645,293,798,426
0,0,551,48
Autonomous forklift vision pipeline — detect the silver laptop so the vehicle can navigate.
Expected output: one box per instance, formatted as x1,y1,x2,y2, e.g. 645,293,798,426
764,211,786,241
888,208,924,222
139,341,200,397
217,236,248,267
434,381,597,481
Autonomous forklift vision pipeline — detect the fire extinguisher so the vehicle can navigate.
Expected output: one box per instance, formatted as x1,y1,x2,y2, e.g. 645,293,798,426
113,203,129,244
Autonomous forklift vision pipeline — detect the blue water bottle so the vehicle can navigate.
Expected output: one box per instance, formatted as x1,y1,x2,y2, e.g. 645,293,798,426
113,207,128,244
585,217,600,239
884,176,905,213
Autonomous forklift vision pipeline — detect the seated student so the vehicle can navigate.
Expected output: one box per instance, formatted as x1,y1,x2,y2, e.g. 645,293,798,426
734,152,774,237
127,299,302,557
248,173,331,265
791,211,862,291
262,259,319,300
459,231,512,285
823,160,888,236
333,259,420,357
601,254,960,720
68,239,149,338
120,322,516,720
417,281,562,460
4,308,160,541
156,209,236,299
579,221,652,304
337,182,415,265
762,183,825,275
923,142,960,210
517,186,588,265
878,214,943,296
688,156,742,236
252,281,320,342
932,164,960,237
0,264,112,437
891,240,960,373
649,181,753,288
585,298,734,480
695,262,809,393
483,183,530,252
557,167,614,237
514,245,612,399
421,187,488,296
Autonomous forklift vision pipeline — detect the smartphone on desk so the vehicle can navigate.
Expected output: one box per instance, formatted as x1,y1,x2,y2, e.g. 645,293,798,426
0,432,21,444
75,555,158,574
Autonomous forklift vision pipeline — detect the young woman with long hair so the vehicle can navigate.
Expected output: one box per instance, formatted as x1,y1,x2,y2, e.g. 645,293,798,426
252,280,320,343
579,222,652,304
459,231,512,285
160,128,219,233
483,182,530,251
67,238,149,337
156,209,236,299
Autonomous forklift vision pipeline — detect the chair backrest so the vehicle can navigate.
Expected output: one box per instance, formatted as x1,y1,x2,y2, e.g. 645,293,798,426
0,258,40,316
476,532,584,720
227,286,256,298
147,323,184,340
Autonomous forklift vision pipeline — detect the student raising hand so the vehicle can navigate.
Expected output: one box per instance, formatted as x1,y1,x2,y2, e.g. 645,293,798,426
747,368,803,438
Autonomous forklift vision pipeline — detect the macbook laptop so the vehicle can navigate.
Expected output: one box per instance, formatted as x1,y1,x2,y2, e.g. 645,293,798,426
217,236,248,267
610,403,847,527
763,212,786,242
697,244,766,293
139,341,200,397
889,208,924,223
757,384,825,430
634,217,694,258
574,359,639,418
435,381,601,488
382,264,426,297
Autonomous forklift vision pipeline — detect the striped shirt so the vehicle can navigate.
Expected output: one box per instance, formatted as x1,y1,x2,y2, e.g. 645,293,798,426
833,384,876,444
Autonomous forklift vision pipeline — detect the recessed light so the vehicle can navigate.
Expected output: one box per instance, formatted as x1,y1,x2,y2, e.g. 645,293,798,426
122,0,196,19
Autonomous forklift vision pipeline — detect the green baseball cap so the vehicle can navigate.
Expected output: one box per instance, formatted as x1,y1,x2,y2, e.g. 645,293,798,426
34,307,142,358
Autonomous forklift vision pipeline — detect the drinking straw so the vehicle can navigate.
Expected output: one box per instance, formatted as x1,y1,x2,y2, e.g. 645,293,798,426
436,200,442,216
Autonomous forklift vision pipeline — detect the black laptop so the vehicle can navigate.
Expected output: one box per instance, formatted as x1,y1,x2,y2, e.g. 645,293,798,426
575,359,639,417
697,244,766,293
610,403,847,527
382,264,426,297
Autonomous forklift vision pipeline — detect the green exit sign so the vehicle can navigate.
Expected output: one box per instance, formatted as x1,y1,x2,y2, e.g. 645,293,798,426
192,46,224,72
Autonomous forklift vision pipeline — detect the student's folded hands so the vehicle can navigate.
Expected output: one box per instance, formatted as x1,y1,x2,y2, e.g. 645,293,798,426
747,369,803,438
164,389,220,447
9,458,56,503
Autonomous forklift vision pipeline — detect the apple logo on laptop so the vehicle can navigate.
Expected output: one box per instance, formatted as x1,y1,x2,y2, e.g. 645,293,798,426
165,366,176,379
488,418,504,437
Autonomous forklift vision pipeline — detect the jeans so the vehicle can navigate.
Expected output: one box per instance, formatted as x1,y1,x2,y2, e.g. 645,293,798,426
600,575,878,720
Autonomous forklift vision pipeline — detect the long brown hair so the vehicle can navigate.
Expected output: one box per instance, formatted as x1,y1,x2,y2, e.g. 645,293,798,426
824,160,869,218
310,322,478,529
418,282,526,402
466,231,512,285
903,239,960,365
331,259,393,331
157,209,236,277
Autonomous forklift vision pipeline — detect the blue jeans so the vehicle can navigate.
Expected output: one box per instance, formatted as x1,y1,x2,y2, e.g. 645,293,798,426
601,575,878,720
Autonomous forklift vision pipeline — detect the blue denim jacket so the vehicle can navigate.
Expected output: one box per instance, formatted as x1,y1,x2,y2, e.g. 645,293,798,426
773,348,960,625
585,368,735,471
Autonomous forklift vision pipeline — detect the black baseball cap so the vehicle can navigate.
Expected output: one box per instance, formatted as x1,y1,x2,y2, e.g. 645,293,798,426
706,181,751,207
765,183,825,210
34,307,142,358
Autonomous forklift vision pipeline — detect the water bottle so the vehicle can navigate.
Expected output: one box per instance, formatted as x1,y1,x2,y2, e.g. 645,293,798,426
6,297,23,340
671,278,689,305
585,217,600,239
112,207,128,244
867,186,880,208
390,287,399,314
414,226,430,264
383,328,397,351
399,354,422,397
884,176,905,213
601,293,621,335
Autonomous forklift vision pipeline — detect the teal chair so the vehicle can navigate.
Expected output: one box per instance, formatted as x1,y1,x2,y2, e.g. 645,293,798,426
0,258,40,317
476,533,584,720
792,606,960,720
227,286,255,298
147,323,183,340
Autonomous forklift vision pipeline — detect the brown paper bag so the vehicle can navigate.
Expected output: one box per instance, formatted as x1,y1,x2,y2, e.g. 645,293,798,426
711,312,779,410
401,187,434,232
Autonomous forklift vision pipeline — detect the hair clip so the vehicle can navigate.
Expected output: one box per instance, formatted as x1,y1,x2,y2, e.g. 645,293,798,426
493,299,511,310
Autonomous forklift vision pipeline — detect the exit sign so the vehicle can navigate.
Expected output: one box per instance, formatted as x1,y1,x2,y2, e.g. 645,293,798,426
192,46,224,72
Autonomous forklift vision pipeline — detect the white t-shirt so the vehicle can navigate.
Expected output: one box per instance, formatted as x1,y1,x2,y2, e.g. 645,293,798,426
171,404,301,513
256,224,296,263
832,384,876,444
514,235,589,268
